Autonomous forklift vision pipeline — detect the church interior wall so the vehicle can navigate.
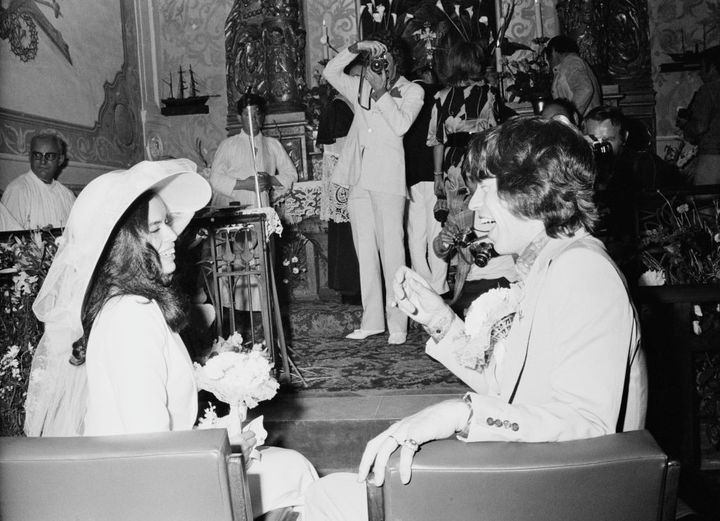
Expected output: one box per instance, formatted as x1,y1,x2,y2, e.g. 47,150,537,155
1,1,715,190
0,0,144,192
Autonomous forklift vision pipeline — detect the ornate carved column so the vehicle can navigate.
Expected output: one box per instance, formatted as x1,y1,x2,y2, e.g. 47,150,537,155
225,0,306,114
225,0,308,178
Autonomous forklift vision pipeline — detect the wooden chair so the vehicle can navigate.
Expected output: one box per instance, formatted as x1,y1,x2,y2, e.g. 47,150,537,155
367,430,679,521
0,429,253,521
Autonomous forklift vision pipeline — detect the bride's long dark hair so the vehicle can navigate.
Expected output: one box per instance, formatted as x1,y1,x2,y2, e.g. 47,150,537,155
71,191,188,364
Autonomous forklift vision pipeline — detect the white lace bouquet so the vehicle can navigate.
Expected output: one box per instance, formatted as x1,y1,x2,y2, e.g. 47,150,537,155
456,283,522,371
194,332,279,445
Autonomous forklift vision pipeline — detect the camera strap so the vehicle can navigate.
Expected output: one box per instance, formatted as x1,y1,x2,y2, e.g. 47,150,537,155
358,67,373,111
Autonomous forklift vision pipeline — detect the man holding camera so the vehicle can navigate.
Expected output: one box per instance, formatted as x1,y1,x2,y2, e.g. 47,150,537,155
323,36,424,345
584,106,682,277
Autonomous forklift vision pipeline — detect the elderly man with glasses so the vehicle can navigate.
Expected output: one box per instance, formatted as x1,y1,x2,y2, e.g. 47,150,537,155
1,133,76,230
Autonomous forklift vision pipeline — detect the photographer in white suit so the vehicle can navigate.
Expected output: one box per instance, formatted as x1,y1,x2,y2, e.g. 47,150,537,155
323,35,424,345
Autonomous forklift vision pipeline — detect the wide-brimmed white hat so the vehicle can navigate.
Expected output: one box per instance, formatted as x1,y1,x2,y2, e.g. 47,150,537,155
33,158,210,328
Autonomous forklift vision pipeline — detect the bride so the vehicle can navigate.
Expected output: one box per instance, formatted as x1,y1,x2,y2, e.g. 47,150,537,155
24,159,317,518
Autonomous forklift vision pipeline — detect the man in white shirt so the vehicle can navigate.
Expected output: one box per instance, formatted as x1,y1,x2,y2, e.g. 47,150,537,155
209,93,297,208
546,35,601,118
1,134,76,230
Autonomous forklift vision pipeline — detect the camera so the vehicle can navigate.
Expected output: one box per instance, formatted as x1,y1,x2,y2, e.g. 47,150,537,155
369,54,389,74
587,135,613,162
453,229,496,268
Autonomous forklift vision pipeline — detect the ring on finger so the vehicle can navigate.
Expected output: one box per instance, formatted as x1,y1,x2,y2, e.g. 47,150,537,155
401,439,420,452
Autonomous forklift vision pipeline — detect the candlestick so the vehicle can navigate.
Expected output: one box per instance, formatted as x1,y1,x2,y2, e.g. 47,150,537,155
534,0,543,39
322,18,330,61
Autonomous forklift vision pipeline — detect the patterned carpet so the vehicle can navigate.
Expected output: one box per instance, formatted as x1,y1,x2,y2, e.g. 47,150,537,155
281,297,466,393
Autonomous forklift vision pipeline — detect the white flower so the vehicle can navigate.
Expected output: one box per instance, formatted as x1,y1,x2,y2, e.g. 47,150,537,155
291,256,299,263
638,269,666,286
12,271,37,297
282,259,290,266
194,349,279,409
676,203,689,214
292,267,300,274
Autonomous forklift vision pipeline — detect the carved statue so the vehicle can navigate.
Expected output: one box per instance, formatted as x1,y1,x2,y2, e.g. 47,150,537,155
226,0,305,113
229,25,267,100
603,0,650,81
556,0,604,70
556,0,650,83
264,24,299,107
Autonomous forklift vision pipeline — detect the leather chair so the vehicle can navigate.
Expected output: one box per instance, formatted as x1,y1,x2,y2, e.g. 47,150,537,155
367,430,679,521
0,429,253,521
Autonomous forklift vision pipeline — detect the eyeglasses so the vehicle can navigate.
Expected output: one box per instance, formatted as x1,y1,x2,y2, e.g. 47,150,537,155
30,151,60,161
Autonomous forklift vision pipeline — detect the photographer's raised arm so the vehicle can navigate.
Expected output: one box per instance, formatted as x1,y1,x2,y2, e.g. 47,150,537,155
322,47,362,103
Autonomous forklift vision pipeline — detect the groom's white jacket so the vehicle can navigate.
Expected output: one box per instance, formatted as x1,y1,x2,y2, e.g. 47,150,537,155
428,232,648,442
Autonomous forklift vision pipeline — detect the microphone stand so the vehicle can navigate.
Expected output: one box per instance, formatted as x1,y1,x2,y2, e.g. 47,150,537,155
246,104,263,208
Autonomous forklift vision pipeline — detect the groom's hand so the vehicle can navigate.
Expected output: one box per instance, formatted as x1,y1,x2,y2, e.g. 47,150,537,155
392,266,450,327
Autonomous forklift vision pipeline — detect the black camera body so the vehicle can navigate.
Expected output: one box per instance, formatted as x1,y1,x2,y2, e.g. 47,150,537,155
453,229,496,268
369,54,389,74
587,135,613,162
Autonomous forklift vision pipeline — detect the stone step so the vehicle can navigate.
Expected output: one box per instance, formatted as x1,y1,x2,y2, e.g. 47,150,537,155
250,391,464,474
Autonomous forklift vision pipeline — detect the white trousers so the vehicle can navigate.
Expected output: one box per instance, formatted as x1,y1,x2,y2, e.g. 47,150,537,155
348,186,408,335
407,182,448,294
248,446,319,517
304,472,367,521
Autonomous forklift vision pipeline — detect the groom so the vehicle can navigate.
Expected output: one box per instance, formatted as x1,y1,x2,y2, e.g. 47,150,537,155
303,117,648,521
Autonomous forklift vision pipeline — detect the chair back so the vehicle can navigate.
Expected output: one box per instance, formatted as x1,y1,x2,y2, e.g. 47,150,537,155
367,430,679,521
0,429,253,521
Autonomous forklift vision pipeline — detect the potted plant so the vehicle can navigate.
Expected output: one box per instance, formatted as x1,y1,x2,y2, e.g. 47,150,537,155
0,230,58,436
501,37,552,112
634,189,720,469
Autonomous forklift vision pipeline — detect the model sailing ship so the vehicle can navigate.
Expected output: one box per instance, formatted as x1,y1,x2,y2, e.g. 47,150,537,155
161,65,217,116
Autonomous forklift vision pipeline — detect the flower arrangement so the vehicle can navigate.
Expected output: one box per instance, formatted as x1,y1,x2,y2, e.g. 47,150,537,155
502,37,552,103
194,332,279,435
303,68,336,151
638,194,720,286
0,230,58,436
277,227,322,291
456,283,522,371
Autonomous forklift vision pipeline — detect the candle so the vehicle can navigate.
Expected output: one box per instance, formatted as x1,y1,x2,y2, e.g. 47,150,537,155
534,0,543,39
322,18,330,61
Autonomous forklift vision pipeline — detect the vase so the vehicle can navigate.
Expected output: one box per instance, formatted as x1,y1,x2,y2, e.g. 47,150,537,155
228,403,248,436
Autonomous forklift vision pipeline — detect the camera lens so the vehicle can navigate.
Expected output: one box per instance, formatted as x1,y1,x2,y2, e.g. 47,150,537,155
370,57,388,74
468,241,495,268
